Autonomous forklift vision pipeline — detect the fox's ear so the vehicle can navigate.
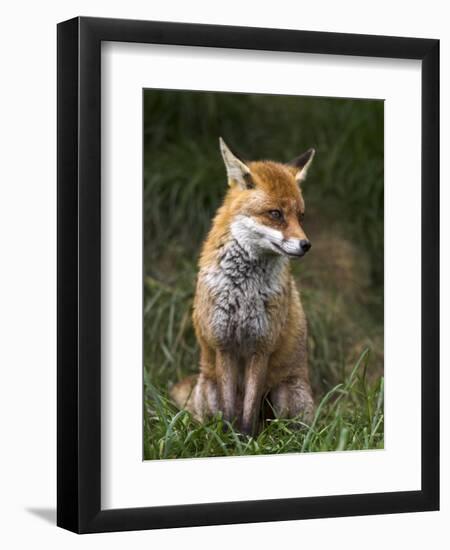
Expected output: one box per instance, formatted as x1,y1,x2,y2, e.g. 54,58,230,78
219,137,254,190
288,148,316,183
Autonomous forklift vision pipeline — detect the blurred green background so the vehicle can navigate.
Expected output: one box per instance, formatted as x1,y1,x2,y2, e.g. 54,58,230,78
143,90,384,459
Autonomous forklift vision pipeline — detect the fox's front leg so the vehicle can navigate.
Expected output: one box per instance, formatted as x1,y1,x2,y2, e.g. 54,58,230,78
241,354,268,436
215,350,239,424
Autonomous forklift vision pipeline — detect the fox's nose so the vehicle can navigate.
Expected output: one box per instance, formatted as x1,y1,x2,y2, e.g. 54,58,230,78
299,239,311,254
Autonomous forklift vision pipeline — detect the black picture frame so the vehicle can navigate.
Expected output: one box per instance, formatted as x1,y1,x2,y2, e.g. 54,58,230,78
57,16,439,533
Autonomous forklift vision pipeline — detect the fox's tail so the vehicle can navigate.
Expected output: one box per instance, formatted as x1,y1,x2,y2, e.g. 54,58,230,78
169,374,198,410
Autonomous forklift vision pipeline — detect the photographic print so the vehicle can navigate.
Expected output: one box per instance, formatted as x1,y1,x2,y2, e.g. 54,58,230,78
57,17,439,532
143,90,384,460
58,17,439,531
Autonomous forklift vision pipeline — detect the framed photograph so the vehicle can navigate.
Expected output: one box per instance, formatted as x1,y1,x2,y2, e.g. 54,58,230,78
57,16,439,533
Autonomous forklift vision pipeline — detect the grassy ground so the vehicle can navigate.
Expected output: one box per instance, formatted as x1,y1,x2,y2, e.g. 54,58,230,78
143,91,384,459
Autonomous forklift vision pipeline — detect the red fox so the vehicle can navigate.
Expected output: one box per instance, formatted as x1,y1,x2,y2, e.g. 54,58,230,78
170,138,315,435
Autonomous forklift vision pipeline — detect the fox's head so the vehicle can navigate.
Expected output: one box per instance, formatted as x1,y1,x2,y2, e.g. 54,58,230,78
219,137,315,259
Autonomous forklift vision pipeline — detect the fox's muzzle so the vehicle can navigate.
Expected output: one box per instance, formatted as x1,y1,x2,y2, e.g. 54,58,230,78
272,238,311,258
288,238,311,258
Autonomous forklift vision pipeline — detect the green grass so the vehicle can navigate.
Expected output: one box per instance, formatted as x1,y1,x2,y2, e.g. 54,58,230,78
144,349,384,459
143,90,384,459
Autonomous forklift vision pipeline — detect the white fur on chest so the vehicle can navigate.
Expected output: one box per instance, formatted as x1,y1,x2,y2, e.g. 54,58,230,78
201,239,287,351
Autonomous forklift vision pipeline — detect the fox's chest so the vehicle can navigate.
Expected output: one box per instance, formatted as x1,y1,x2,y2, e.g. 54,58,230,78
201,241,287,352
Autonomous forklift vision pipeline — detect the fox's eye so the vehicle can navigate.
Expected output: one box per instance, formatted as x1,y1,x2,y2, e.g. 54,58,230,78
268,210,283,221
299,212,305,221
